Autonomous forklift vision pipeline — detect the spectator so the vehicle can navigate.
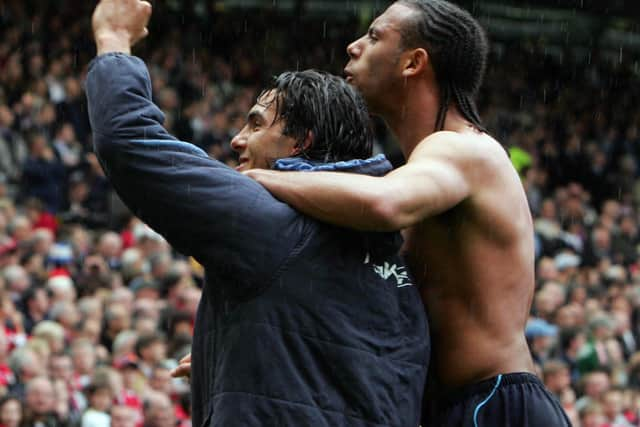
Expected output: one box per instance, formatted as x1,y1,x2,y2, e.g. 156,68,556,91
110,404,137,427
0,396,22,427
23,376,70,426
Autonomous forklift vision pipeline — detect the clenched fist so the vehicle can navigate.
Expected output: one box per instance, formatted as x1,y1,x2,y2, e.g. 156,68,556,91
92,0,152,55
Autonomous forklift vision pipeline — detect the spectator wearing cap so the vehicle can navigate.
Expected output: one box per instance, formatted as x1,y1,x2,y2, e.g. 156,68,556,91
554,251,582,284
526,317,559,365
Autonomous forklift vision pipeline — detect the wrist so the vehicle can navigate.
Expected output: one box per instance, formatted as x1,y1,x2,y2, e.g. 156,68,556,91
95,30,132,55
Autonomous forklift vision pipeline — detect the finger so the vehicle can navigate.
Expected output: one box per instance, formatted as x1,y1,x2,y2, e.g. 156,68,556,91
139,1,152,18
171,363,191,378
179,353,191,364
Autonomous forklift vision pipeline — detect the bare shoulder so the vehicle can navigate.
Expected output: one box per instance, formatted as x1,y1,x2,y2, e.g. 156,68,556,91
409,130,509,169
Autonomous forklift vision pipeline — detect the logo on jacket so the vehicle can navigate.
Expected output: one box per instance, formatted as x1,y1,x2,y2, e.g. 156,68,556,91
364,253,414,288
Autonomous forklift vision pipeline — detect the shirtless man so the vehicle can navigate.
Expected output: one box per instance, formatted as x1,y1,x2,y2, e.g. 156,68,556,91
247,1,571,425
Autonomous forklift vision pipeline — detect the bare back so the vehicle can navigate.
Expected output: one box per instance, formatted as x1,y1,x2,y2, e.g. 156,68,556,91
402,131,536,388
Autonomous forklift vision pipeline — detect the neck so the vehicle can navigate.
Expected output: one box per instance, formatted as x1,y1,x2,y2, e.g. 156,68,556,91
381,82,476,158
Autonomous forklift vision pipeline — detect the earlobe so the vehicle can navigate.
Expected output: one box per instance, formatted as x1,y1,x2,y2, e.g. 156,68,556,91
401,48,428,78
292,130,314,155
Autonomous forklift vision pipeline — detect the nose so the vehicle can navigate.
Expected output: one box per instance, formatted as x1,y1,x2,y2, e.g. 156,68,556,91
230,126,248,153
347,37,362,59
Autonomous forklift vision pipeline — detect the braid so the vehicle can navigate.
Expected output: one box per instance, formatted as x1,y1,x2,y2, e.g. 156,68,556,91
397,0,489,132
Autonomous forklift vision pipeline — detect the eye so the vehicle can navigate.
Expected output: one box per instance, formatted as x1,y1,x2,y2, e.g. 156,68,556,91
367,29,377,42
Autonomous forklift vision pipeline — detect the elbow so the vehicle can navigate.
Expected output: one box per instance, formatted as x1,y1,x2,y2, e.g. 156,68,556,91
369,197,405,231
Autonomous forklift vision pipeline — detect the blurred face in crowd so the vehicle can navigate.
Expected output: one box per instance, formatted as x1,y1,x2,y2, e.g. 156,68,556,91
111,405,136,427
581,407,606,427
144,392,175,427
544,365,570,394
585,372,610,398
89,386,112,412
602,390,624,421
72,343,96,375
25,377,54,417
0,398,22,427
49,354,73,383
230,90,299,172
149,366,173,395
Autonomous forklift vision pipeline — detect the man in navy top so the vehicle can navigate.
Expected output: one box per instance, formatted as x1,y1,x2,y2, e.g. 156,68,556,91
88,1,429,426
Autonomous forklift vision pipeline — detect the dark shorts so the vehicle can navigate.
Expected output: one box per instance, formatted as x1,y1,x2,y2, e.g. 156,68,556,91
422,372,571,427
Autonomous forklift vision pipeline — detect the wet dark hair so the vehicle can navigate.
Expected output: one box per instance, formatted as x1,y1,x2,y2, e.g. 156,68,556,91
260,70,373,163
396,0,488,132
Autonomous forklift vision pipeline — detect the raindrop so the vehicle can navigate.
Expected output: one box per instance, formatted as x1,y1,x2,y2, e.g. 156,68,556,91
323,21,327,39
619,47,623,64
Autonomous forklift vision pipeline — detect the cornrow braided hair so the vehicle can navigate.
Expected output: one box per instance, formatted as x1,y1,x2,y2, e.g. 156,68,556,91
397,0,488,132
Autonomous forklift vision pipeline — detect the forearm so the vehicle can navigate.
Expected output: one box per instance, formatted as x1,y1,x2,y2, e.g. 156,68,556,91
250,169,398,231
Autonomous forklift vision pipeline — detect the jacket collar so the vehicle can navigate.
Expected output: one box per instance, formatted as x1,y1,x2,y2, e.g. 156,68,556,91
272,154,391,177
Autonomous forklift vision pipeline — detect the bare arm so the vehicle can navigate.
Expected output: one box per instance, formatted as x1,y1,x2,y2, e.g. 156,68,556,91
247,132,473,231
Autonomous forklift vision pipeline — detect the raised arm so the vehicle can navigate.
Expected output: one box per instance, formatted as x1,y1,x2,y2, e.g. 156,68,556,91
247,132,472,231
87,0,307,283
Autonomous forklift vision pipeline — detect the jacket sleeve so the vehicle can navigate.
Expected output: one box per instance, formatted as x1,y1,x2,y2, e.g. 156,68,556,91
86,53,308,287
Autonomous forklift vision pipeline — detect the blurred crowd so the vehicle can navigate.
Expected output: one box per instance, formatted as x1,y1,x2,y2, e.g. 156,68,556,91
2,1,640,426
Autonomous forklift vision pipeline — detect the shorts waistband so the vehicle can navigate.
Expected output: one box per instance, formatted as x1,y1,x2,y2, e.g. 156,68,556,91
435,372,542,408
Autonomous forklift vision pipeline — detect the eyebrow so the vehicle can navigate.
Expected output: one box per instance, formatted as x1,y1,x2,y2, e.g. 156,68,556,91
246,110,264,123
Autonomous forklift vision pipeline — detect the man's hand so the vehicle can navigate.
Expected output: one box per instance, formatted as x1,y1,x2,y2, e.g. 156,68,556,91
171,353,191,378
92,0,152,55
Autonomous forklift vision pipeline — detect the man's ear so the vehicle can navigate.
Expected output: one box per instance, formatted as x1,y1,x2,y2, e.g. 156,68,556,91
401,48,429,78
291,130,314,155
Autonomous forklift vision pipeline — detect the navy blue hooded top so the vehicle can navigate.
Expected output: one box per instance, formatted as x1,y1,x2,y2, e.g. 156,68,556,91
86,53,429,427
